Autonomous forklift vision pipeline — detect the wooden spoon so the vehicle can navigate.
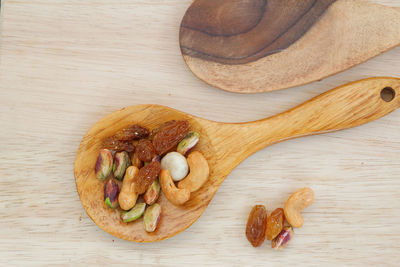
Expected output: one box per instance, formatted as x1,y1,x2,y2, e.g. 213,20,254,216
74,77,400,242
179,0,400,93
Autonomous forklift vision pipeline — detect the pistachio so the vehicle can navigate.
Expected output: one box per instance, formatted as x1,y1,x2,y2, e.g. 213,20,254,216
271,226,294,250
121,203,146,223
95,149,113,180
104,179,120,209
113,151,131,180
177,132,200,155
143,203,162,232
143,179,161,205
160,152,189,182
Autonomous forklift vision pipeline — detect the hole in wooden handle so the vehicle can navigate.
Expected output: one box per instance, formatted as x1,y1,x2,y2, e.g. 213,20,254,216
380,87,395,102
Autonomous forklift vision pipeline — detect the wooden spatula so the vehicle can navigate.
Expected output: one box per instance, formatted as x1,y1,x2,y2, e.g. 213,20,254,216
75,77,400,242
179,0,400,93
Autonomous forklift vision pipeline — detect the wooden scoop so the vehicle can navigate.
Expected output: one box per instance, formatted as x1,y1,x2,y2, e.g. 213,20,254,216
74,77,400,242
179,0,400,93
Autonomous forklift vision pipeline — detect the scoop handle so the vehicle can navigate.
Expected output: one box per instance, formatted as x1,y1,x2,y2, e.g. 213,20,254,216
268,77,400,138
216,78,400,162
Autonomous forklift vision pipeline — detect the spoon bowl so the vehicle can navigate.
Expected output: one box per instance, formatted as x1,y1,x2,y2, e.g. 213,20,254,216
75,77,400,242
75,105,219,242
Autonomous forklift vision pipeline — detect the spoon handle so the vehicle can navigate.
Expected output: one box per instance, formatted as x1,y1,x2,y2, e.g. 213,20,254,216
217,78,400,161
267,77,400,138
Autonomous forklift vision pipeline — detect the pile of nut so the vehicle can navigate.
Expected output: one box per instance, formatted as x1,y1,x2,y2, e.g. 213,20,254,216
246,188,314,249
94,120,209,232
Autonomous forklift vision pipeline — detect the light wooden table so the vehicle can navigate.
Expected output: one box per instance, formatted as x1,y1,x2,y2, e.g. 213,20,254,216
0,0,399,266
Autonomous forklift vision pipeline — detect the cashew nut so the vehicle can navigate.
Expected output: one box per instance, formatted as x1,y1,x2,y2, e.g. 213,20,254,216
159,169,190,206
283,187,314,228
118,166,139,210
178,151,209,193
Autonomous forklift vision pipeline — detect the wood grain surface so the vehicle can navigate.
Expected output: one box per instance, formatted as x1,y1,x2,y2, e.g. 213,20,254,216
1,0,400,266
180,0,400,93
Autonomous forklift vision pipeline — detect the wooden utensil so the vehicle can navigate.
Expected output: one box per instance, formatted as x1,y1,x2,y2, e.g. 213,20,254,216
179,0,400,93
74,77,400,242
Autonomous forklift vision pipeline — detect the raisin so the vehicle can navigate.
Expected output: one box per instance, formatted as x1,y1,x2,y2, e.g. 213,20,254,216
152,120,190,155
148,120,176,141
148,128,159,142
113,124,149,141
136,139,156,162
246,205,267,247
266,208,284,241
130,152,143,168
103,138,135,152
135,161,161,194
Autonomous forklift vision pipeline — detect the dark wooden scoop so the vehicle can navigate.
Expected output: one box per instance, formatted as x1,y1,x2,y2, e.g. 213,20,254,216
180,0,400,93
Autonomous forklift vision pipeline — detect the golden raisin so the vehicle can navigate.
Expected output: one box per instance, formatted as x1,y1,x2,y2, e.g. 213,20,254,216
152,120,189,155
113,125,149,141
149,120,176,141
136,139,156,162
246,205,267,247
135,161,161,194
103,138,135,152
266,208,284,240
130,152,143,169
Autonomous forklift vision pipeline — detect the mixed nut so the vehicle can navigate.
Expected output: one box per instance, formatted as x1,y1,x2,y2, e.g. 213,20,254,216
246,188,314,250
94,120,209,233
